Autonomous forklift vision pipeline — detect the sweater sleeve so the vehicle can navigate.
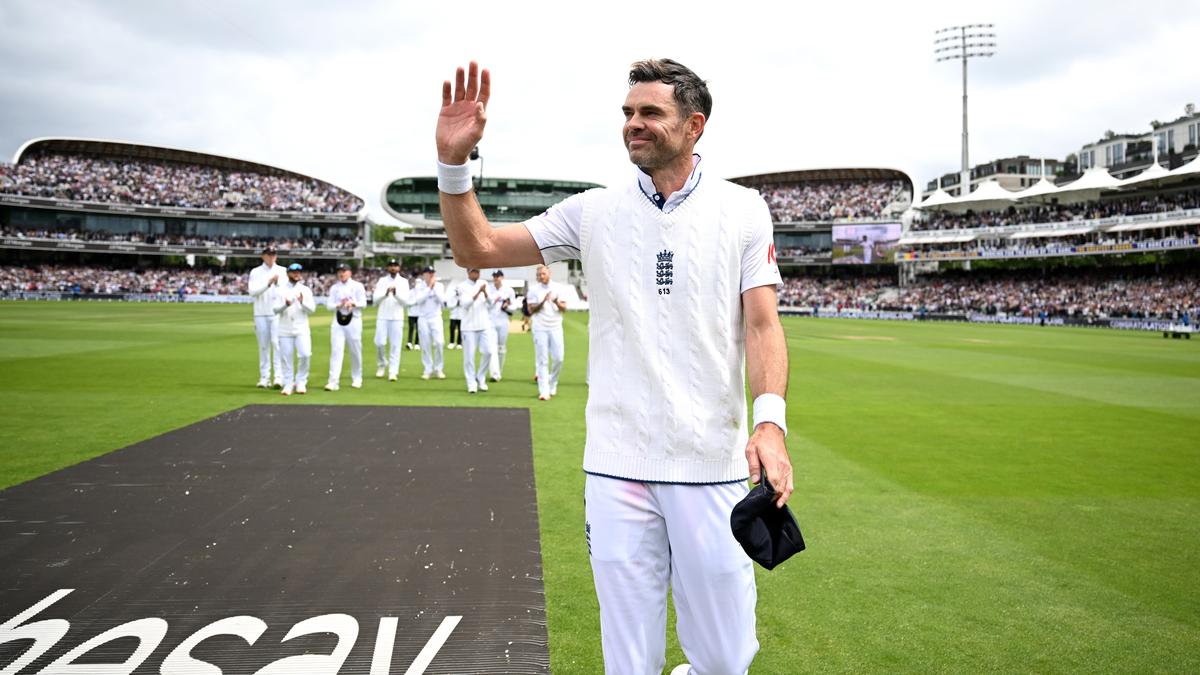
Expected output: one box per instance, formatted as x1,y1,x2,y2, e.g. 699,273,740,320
740,194,782,293
524,191,586,264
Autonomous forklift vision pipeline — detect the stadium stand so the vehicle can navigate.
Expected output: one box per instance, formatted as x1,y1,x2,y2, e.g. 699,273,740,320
0,227,358,250
0,139,365,262
731,169,913,224
760,179,907,223
0,153,362,213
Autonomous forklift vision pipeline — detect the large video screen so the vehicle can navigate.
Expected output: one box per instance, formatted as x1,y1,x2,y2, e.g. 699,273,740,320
831,223,902,265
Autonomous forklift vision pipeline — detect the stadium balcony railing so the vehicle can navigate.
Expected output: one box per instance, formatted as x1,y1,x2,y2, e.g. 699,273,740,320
0,232,363,259
902,207,1200,245
0,192,363,222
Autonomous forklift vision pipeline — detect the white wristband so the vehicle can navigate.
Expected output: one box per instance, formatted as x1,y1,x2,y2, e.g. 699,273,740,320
437,160,473,195
753,393,788,436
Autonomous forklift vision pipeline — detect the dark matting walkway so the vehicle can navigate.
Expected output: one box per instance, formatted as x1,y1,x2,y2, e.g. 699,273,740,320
0,405,548,674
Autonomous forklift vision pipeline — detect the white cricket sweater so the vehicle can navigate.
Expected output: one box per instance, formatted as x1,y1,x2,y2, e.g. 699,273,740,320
273,281,316,336
247,263,286,316
373,274,410,321
458,280,493,331
580,178,763,483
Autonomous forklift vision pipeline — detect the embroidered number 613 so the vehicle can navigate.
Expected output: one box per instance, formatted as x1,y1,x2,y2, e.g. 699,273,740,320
658,288,670,295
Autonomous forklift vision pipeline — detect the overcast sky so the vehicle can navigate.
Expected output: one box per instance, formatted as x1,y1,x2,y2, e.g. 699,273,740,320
1,0,1196,223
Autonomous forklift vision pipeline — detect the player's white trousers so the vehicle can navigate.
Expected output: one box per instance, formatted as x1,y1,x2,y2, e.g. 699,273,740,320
328,317,363,385
374,319,386,369
461,328,494,386
489,317,510,379
278,332,311,388
417,316,445,375
533,327,564,397
585,474,758,675
374,318,405,377
254,315,282,383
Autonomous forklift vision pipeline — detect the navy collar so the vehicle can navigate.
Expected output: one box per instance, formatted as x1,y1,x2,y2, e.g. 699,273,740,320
636,154,702,214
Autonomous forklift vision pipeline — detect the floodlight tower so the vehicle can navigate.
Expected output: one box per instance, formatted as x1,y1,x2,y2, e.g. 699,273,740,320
935,24,996,196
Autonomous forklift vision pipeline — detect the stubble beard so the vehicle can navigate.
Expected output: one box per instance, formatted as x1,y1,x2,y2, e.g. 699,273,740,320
625,129,686,174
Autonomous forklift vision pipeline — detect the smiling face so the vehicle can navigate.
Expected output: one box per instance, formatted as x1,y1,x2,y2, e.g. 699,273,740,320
536,266,550,285
622,82,703,171
468,269,480,282
287,269,301,283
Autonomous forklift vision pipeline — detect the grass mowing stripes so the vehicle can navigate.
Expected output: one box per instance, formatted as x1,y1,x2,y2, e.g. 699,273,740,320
1,301,1198,673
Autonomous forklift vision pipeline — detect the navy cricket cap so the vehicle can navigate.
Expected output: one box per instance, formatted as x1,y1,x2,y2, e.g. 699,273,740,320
336,262,351,271
422,266,435,274
386,258,400,266
730,475,805,570
287,263,303,271
492,270,505,277
262,244,278,254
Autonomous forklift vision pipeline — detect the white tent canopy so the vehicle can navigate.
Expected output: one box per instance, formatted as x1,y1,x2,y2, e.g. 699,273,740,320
1052,167,1123,204
1168,152,1200,180
918,188,957,209
1119,161,1172,189
948,178,1019,212
1013,178,1060,201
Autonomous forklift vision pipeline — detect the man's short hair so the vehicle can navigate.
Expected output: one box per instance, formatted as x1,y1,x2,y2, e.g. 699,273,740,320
628,58,712,121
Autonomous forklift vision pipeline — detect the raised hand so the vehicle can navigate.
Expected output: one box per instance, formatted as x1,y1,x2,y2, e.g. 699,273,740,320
436,61,490,165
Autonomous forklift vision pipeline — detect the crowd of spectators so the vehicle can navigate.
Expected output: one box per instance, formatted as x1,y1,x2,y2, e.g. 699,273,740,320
0,227,359,250
888,269,1198,320
776,267,1198,320
0,153,363,213
776,275,892,310
0,264,429,297
0,265,245,296
759,180,907,223
914,188,1200,231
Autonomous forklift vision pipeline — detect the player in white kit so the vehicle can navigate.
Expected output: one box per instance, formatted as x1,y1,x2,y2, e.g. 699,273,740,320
456,268,494,393
410,266,447,380
246,245,285,388
372,258,409,381
273,263,316,395
447,278,464,350
325,263,367,391
525,265,566,401
487,270,516,381
435,60,793,675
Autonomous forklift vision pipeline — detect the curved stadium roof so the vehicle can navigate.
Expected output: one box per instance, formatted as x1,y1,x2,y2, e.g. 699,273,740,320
12,136,364,209
728,167,915,194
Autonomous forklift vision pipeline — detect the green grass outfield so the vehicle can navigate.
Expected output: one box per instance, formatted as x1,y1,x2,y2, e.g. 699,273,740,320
1,300,1199,674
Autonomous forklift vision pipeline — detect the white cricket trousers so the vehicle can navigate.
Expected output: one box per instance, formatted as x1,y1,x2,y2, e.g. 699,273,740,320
461,327,494,386
254,315,282,383
374,318,405,377
278,332,311,388
533,326,564,397
328,317,363,385
417,315,445,375
489,317,510,379
585,474,758,675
